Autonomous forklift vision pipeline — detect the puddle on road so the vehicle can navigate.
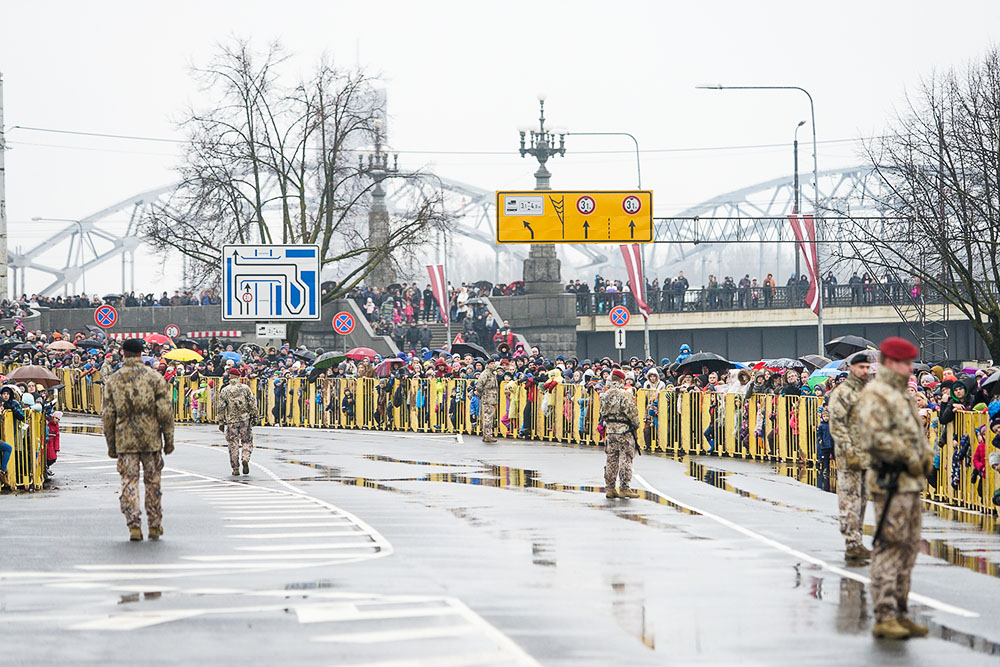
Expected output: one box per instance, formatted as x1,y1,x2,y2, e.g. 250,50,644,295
685,460,818,514
62,425,103,435
363,454,468,468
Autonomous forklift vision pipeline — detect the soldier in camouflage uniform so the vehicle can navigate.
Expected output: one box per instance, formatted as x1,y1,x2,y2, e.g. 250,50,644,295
599,368,641,499
827,351,872,564
216,367,258,476
475,355,500,443
102,338,174,542
856,337,933,640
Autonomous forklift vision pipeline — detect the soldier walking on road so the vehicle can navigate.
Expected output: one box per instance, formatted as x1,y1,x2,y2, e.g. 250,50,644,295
475,355,500,443
856,337,933,640
102,338,174,542
217,367,258,476
599,368,641,499
828,351,873,564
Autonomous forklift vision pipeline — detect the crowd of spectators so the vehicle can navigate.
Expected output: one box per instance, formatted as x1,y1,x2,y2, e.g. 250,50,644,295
8,289,222,311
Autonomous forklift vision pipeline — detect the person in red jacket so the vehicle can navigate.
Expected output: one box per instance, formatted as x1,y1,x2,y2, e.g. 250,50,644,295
46,411,62,477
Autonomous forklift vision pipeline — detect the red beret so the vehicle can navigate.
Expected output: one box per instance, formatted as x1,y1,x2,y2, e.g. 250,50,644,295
880,337,919,361
611,368,626,382
228,367,242,377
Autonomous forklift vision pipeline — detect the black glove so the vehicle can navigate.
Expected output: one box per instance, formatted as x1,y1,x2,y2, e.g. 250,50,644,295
163,442,175,455
218,423,225,433
107,446,117,459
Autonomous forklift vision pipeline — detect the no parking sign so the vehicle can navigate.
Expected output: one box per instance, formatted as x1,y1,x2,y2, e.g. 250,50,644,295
333,311,355,335
94,305,118,328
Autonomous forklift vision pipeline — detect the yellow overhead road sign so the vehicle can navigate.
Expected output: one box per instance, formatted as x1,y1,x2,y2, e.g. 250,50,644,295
496,190,653,243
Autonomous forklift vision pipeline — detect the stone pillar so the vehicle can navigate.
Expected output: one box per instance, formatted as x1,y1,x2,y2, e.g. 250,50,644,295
522,161,562,294
367,180,396,287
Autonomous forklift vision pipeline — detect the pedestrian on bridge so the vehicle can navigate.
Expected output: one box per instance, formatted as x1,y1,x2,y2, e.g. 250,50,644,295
217,368,258,476
828,351,873,565
599,368,641,499
101,337,175,542
856,337,933,640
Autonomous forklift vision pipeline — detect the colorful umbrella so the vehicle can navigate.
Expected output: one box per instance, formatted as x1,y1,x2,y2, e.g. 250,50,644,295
375,358,406,377
164,348,204,362
346,347,377,361
220,351,242,363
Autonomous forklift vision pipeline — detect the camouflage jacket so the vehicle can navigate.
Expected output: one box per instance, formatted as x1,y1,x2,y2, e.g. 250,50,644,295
599,380,640,435
856,366,932,494
217,381,258,424
475,363,499,404
827,372,868,469
102,357,174,455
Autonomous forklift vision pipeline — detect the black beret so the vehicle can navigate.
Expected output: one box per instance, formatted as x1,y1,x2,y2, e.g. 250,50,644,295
122,338,145,354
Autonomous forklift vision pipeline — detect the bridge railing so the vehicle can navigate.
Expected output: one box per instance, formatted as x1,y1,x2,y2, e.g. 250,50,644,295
572,282,954,316
55,370,997,515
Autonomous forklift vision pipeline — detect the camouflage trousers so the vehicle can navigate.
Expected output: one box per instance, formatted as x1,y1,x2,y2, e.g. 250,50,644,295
481,401,497,440
836,468,867,549
225,420,254,470
117,451,163,530
604,432,636,490
870,492,922,622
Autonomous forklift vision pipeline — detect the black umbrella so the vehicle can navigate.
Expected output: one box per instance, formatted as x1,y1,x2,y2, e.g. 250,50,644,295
450,342,489,359
825,335,877,360
292,348,316,363
76,339,104,350
675,352,735,374
981,369,1000,395
13,343,37,352
466,298,487,307
473,280,493,290
176,337,201,350
386,283,402,291
0,338,19,350
798,354,830,371
102,293,122,300
913,362,932,373
86,325,103,334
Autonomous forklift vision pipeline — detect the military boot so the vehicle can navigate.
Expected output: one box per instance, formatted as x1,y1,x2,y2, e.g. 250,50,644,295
845,545,870,564
483,437,497,443
871,618,910,639
148,525,163,541
129,526,144,542
898,616,929,637
617,488,639,499
242,460,250,475
232,467,240,476
605,488,617,499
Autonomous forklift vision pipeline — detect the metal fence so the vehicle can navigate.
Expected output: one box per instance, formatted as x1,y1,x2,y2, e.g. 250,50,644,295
49,369,998,515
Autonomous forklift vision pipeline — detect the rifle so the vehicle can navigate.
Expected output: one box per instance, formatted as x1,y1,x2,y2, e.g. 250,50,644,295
630,424,642,456
872,463,904,545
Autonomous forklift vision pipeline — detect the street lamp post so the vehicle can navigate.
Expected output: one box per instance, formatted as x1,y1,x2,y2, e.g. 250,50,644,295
697,84,824,353
564,130,650,360
358,122,399,288
519,96,566,294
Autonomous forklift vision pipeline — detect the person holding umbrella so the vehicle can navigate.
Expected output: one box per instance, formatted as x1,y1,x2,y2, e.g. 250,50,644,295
827,351,873,565
216,367,258,476
101,338,175,541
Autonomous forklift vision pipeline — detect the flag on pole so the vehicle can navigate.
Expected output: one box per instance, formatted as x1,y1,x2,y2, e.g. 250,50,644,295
426,264,448,322
787,214,820,315
619,243,650,319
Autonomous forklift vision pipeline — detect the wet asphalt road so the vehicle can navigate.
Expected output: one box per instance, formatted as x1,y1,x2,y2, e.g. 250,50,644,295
3,417,1000,666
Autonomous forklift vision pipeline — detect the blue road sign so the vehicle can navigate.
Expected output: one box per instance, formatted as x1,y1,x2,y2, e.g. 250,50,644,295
222,245,321,321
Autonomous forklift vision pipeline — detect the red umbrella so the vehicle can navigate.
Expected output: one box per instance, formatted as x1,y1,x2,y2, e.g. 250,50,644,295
374,358,405,377
145,333,173,346
346,347,377,361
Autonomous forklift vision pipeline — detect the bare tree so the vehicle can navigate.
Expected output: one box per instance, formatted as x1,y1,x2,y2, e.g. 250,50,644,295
836,48,1000,361
144,39,443,301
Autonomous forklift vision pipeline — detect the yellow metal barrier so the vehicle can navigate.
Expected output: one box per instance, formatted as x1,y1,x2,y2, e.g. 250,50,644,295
51,368,998,515
2,410,47,492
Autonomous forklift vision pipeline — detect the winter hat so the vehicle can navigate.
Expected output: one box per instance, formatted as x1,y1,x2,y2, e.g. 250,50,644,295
879,337,919,361
908,378,919,392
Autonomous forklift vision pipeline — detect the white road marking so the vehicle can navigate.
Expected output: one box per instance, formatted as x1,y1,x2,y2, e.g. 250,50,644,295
70,609,204,630
236,543,373,552
632,473,979,619
221,513,333,520
295,605,458,624
331,654,508,667
225,522,354,529
230,531,374,539
183,551,374,562
312,625,476,643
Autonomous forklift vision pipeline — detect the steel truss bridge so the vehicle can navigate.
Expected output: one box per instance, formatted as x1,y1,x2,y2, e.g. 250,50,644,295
12,165,945,356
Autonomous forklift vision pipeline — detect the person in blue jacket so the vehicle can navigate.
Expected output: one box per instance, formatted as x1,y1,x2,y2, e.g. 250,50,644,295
674,344,692,364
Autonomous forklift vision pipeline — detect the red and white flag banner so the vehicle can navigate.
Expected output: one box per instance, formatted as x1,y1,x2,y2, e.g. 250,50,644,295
426,264,448,322
787,214,820,315
619,243,650,319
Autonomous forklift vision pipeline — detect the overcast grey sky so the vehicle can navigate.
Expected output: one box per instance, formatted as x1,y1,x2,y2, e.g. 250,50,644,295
3,0,1000,294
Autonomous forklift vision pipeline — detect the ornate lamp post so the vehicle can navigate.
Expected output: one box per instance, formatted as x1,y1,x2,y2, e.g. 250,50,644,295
358,121,399,287
518,96,567,294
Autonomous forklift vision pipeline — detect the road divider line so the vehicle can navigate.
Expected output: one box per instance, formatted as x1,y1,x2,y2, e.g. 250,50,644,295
632,473,978,619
